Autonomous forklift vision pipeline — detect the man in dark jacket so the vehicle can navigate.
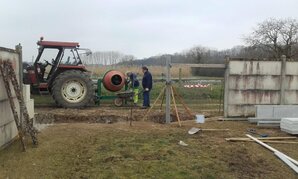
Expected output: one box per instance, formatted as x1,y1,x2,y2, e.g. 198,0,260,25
141,66,152,109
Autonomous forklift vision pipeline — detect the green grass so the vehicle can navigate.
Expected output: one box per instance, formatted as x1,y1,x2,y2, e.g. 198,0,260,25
1,121,296,178
0,123,233,178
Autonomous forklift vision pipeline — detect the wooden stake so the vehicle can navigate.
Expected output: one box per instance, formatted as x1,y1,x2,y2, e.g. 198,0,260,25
142,86,166,121
172,86,193,119
160,88,165,110
171,86,181,127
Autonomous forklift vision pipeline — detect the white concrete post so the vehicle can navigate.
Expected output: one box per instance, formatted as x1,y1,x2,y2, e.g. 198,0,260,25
223,56,230,117
280,55,286,105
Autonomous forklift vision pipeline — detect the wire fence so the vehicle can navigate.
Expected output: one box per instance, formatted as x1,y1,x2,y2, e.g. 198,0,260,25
144,78,224,116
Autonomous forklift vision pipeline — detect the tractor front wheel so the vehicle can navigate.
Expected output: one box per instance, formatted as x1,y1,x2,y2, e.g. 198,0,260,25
51,70,94,108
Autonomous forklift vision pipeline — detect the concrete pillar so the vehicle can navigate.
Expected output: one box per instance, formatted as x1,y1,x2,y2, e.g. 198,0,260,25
223,56,230,117
280,55,286,105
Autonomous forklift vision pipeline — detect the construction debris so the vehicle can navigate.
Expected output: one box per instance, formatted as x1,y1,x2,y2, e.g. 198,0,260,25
246,134,298,174
246,128,268,137
178,140,188,146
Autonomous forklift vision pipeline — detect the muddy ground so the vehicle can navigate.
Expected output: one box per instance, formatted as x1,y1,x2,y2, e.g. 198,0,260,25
34,106,198,124
0,107,298,178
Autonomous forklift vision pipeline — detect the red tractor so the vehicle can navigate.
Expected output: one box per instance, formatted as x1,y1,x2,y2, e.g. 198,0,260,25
23,38,94,108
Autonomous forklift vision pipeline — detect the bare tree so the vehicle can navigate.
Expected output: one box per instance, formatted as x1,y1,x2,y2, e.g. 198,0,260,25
245,18,298,59
186,46,208,63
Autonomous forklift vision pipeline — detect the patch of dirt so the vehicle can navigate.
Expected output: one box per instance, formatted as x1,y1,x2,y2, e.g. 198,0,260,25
35,107,196,124
223,146,272,178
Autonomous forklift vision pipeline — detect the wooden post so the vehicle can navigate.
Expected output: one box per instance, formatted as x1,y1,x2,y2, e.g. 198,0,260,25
172,86,194,119
165,56,171,124
223,56,230,117
280,55,286,105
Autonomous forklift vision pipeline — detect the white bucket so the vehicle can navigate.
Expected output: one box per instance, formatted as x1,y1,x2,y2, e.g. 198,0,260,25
196,115,205,123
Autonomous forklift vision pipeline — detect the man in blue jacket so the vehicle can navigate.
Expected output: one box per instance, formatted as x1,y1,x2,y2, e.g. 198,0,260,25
141,66,152,109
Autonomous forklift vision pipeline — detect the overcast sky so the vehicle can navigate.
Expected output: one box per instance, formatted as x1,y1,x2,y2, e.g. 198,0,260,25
1,0,297,61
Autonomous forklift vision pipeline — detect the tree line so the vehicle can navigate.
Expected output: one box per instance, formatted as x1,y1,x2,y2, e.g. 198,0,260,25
84,18,298,77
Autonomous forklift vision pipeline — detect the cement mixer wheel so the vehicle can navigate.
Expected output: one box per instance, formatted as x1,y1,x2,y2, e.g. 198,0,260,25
114,98,124,107
51,70,94,108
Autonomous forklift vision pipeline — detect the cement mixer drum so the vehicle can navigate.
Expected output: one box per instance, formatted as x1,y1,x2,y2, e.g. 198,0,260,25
102,70,126,92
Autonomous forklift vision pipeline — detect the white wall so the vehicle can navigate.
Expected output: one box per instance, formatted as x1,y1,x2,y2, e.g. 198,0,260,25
0,47,21,148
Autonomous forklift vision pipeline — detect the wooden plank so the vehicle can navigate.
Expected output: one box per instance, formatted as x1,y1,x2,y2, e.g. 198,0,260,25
171,63,226,69
226,137,297,140
171,86,181,127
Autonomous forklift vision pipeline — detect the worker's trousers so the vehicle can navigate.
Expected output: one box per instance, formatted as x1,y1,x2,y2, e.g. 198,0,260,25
143,90,150,107
133,88,139,104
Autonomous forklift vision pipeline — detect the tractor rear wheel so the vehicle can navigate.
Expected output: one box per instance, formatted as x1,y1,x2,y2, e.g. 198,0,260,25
51,70,94,108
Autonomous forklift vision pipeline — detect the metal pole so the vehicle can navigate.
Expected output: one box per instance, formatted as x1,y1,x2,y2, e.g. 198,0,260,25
165,55,171,123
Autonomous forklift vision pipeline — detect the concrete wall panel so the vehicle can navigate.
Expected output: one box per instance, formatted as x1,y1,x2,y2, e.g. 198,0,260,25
227,105,255,117
228,90,280,105
229,61,281,75
284,91,298,104
285,62,298,75
229,75,280,90
285,76,298,90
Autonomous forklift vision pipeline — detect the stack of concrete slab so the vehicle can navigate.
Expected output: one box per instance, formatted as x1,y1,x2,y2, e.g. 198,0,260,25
280,118,298,134
248,105,298,127
23,84,34,119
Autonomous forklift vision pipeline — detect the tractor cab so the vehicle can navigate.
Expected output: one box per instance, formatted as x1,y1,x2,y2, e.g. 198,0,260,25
25,37,91,92
24,38,94,108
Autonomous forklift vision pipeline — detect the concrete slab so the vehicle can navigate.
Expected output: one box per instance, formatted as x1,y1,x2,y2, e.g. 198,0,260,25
256,105,274,118
280,118,298,134
257,121,280,128
248,117,280,123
